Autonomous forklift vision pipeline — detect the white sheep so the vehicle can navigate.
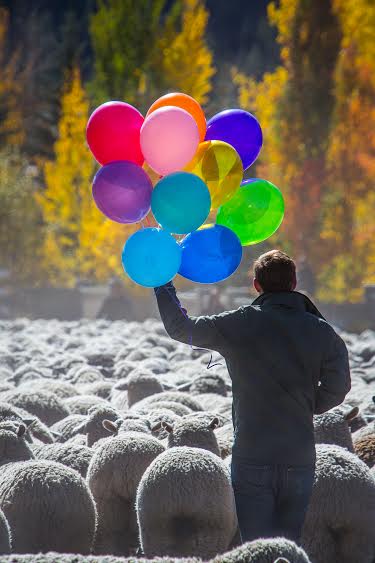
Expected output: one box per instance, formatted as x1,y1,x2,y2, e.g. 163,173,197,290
0,459,97,553
87,431,165,555
313,406,358,451
0,509,11,555
136,446,238,558
32,442,93,477
64,394,108,416
131,391,203,414
153,414,221,456
0,402,54,444
212,538,311,563
302,444,375,563
50,414,87,442
0,389,70,426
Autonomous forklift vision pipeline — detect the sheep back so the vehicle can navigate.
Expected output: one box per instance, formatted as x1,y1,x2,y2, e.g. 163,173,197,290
136,446,237,559
0,460,97,554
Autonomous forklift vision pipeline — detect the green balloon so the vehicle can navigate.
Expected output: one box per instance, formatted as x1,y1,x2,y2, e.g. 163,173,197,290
216,178,284,246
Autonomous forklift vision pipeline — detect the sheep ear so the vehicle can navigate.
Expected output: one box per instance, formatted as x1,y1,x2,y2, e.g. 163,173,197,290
22,417,37,429
17,424,26,438
161,421,173,433
177,382,191,392
209,417,219,429
102,419,118,435
51,430,62,440
114,381,128,391
71,421,88,435
345,406,359,421
151,421,163,432
373,396,375,404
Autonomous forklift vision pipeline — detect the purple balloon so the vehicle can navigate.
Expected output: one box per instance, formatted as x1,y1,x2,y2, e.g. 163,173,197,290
205,109,263,170
92,161,152,223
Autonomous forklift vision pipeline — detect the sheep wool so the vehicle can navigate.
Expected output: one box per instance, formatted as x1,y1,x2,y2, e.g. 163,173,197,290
313,406,358,452
136,446,238,559
0,390,70,427
302,444,375,563
353,433,375,468
87,432,165,555
0,460,97,554
33,442,93,477
131,391,203,414
212,538,310,563
0,509,11,555
160,414,221,457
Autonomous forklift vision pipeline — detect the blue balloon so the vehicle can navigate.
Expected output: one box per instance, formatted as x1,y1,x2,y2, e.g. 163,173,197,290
122,228,181,287
151,172,211,234
178,224,242,284
205,109,263,170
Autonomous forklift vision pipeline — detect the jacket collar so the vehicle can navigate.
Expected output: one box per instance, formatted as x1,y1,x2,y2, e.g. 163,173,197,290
251,291,326,320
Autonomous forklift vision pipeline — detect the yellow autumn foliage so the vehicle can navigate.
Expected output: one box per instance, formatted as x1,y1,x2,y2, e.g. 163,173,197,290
318,0,375,302
37,67,136,287
159,0,215,105
236,0,375,303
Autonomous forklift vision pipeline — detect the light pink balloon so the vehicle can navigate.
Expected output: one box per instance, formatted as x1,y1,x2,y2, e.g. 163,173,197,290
140,106,200,176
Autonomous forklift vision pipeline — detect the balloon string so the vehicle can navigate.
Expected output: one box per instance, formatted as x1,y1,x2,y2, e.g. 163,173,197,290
154,285,223,370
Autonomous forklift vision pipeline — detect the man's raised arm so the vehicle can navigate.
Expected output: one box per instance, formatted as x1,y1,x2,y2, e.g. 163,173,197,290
154,282,245,354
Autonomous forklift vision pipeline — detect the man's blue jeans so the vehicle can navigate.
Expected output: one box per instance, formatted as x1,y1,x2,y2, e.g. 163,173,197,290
231,455,315,545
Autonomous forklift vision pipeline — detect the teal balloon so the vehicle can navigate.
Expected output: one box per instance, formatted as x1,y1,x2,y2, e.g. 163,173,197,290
216,178,284,246
122,228,181,287
151,172,211,234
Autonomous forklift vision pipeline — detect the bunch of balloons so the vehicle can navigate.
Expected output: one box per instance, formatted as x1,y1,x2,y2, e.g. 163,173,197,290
86,93,285,287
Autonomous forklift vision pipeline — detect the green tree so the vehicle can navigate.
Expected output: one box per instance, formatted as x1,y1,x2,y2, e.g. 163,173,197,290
158,0,215,105
89,0,215,111
0,148,42,283
89,0,178,109
0,7,24,148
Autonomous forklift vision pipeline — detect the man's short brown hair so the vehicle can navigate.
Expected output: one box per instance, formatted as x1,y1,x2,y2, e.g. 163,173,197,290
253,250,296,292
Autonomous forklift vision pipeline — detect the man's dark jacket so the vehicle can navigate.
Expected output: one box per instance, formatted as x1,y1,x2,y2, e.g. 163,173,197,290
155,284,351,466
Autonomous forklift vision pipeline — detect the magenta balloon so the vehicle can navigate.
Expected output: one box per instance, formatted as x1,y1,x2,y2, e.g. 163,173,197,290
92,161,152,223
86,101,144,166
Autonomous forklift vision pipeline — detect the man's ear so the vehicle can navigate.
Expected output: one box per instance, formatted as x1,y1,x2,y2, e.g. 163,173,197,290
253,278,263,294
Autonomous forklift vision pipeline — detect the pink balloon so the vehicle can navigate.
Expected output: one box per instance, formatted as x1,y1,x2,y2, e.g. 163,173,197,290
86,101,144,166
140,106,199,176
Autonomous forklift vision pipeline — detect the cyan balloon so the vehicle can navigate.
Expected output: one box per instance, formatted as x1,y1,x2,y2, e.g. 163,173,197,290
151,172,211,234
122,228,181,287
178,224,242,284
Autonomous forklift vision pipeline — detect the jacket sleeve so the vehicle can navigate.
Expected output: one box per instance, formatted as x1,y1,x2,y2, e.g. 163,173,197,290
315,329,351,414
154,282,246,354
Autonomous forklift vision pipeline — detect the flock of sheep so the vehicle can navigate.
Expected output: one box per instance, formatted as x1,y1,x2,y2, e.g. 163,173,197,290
0,317,374,563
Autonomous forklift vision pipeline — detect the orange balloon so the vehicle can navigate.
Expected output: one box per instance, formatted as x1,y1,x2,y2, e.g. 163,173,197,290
147,93,206,141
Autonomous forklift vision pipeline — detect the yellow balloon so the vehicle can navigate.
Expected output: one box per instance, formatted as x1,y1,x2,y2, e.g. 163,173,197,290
185,140,243,209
